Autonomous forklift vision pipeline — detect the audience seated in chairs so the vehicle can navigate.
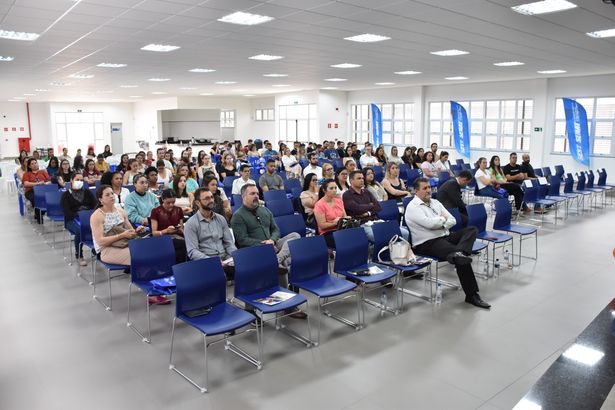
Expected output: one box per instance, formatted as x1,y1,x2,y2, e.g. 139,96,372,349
314,179,349,248
259,158,285,192
300,172,319,226
60,172,96,266
335,168,350,195
405,177,490,309
94,154,110,174
303,152,323,179
435,150,455,177
22,157,52,223
202,174,231,220
184,188,237,280
489,155,525,213
232,164,255,196
436,170,473,227
83,159,101,186
216,152,237,182
363,167,388,202
122,159,140,186
150,189,187,263
145,166,161,195
100,171,129,209
171,163,199,193
124,174,158,226
56,159,73,189
342,170,382,242
382,162,410,203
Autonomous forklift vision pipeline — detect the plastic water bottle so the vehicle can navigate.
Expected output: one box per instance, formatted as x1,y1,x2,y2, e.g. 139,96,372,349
494,258,500,277
504,249,512,268
435,284,442,305
380,291,388,316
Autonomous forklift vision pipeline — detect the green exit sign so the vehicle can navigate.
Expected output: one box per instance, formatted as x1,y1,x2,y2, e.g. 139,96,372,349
534,127,543,132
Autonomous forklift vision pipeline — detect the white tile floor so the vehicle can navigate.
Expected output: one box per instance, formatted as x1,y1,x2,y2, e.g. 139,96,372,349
1,194,614,410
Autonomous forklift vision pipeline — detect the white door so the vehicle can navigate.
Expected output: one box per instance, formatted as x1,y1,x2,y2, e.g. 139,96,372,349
110,123,123,154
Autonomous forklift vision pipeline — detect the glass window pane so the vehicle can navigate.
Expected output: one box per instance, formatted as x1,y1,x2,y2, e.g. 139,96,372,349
405,121,413,133
595,121,613,137
309,119,318,140
596,98,615,118
470,101,484,119
361,105,368,119
382,104,393,119
554,121,566,136
430,134,441,146
393,104,403,118
430,103,441,120
394,120,403,133
361,121,369,133
287,120,296,140
471,120,483,134
81,112,94,123
500,136,513,150
56,124,67,141
287,105,297,119
442,102,451,119
520,100,533,119
486,101,499,118
576,98,594,119
94,113,103,122
296,105,308,120
555,99,565,119
382,133,392,144
309,104,317,119
501,121,515,135
404,104,413,119
485,135,498,149
430,121,441,133
279,121,287,139
486,121,498,134
501,100,516,119
553,137,567,153
256,110,262,121
55,113,66,123
442,133,453,147
516,136,530,151
66,113,80,123
470,134,481,148
520,121,531,135
442,121,451,133
593,139,611,155
297,119,308,140
382,121,392,132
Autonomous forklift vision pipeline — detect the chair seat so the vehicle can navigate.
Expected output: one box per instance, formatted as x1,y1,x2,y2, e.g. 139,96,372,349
134,278,176,296
560,193,579,198
574,190,593,196
495,224,537,235
237,286,307,314
534,199,556,206
179,303,256,336
335,263,397,284
586,188,604,193
48,215,64,222
545,195,567,203
477,231,512,243
293,274,356,298
100,261,130,271
472,240,488,253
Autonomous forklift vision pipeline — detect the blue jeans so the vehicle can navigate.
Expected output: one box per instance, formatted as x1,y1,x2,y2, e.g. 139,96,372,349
65,219,83,258
478,186,505,199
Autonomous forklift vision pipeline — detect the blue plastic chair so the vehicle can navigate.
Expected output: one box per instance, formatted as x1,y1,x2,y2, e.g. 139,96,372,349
447,207,488,256
493,199,537,266
288,236,359,343
78,209,96,284
274,214,309,238
127,236,176,343
33,184,57,227
332,227,399,320
263,189,288,203
377,200,400,222
284,178,302,195
467,203,513,277
169,258,261,393
554,165,565,180
222,176,238,199
125,185,136,193
44,190,65,248
534,168,544,177
406,169,421,187
372,166,384,182
93,253,130,312
233,245,313,356
265,198,294,217
548,176,578,217
232,194,242,207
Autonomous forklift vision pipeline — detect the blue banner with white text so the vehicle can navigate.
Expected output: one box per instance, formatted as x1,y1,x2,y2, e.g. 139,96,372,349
450,101,470,158
370,103,382,147
562,98,590,167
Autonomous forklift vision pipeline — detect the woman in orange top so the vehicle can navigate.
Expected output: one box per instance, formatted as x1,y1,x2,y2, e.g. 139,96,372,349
313,178,349,248
22,157,52,223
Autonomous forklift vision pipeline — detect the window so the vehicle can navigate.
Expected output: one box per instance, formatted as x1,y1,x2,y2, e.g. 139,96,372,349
255,108,274,121
55,112,104,154
553,97,615,156
278,103,317,142
220,110,235,128
428,99,532,151
350,103,415,145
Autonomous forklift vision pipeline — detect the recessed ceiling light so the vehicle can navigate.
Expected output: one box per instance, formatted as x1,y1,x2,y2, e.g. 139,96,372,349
215,81,236,84
243,94,256,97
96,90,114,94
8,99,21,102
344,33,390,43
232,89,246,92
537,69,566,74
141,43,180,52
12,97,25,100
249,54,284,61
375,82,395,86
23,93,35,96
512,0,577,15
97,63,127,68
189,68,216,73
69,74,94,79
324,78,347,82
494,61,525,66
35,89,48,92
180,87,197,90
321,87,339,90
445,76,469,80
586,28,615,38
0,30,39,41
0,56,15,62
120,85,138,88
148,78,170,82
218,11,274,26
200,93,214,96
394,70,421,75
272,84,290,87
152,91,167,95
563,343,604,366
263,73,288,77
431,49,469,56
129,96,142,98
331,63,362,68
50,81,70,86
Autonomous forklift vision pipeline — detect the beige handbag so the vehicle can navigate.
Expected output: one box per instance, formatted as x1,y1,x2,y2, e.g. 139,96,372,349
377,235,416,265
105,225,129,248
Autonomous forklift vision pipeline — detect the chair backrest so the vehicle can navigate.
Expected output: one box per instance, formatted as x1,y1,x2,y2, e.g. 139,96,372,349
548,176,562,196
233,244,280,297
534,168,543,177
371,220,402,258
232,194,242,206
466,203,488,234
586,170,595,188
128,236,175,283
493,198,512,229
288,236,329,283
333,227,369,271
223,175,238,188
576,172,586,190
173,258,227,316
377,199,400,222
564,173,574,193
406,169,421,186
542,167,552,180
78,209,95,244
373,166,384,182
275,214,307,238
333,159,343,171
263,189,288,202
456,159,465,166
437,171,451,188
265,198,294,217
461,163,471,170
284,178,302,194
125,185,135,193
45,191,64,218
554,165,565,179
597,169,607,186
33,184,57,210
447,208,464,232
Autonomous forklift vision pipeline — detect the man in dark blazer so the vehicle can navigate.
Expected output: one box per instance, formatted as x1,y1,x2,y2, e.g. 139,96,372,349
436,170,473,226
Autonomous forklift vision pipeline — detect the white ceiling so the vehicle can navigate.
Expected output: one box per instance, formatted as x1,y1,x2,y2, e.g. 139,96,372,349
0,0,614,102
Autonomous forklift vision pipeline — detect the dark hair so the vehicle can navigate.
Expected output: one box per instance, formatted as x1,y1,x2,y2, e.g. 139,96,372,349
318,179,337,200
240,182,257,197
424,151,435,163
145,166,157,176
335,167,349,190
308,152,316,160
85,158,95,170
96,153,104,159
510,152,517,158
302,172,317,191
202,174,219,194
95,184,113,209
73,155,84,171
26,158,37,172
47,157,59,168
439,150,449,158
413,177,429,190
475,157,487,168
159,189,176,201
266,158,276,165
99,171,116,186
489,156,501,174
362,167,375,186
132,173,146,185
193,187,208,202
239,164,251,172
71,172,83,181
349,170,363,180
172,173,189,198
156,160,165,168
458,170,473,180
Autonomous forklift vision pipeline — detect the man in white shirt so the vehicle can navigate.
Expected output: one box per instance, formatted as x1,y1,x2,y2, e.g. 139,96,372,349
156,147,174,172
302,152,322,179
232,164,255,195
359,145,380,168
405,177,490,309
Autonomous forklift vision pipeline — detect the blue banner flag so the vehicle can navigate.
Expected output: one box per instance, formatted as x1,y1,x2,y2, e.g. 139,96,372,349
450,101,470,158
562,98,590,167
370,103,382,147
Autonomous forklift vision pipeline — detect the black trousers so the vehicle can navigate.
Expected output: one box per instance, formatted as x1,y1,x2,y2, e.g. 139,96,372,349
25,190,43,224
500,182,524,210
414,227,479,297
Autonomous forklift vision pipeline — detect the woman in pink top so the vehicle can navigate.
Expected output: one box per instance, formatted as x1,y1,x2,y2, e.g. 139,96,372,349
314,179,349,248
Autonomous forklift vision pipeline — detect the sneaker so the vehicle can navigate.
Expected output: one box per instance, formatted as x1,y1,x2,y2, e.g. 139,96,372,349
78,258,87,267
148,295,171,305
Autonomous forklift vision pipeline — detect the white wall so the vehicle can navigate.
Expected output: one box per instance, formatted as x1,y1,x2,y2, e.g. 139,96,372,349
177,96,252,142
0,102,33,158
133,97,178,150
250,97,275,143
318,91,348,143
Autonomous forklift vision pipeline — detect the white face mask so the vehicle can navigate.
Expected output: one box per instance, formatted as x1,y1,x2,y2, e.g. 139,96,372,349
72,180,83,190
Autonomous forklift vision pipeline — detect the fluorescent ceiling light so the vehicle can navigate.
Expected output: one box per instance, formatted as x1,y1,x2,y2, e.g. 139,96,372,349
189,68,216,73
50,81,70,86
321,87,339,90
324,78,347,82
445,76,469,80
344,33,390,43
431,49,469,56
218,11,274,26
69,74,94,79
23,93,35,96
0,30,39,41
272,84,290,87
141,43,180,52
331,63,362,68
263,73,288,77
96,90,114,94
563,344,604,366
129,96,141,98
249,54,283,61
151,91,167,94
180,87,196,90
120,85,138,88
537,69,566,74
12,97,25,100
232,89,246,92
97,63,126,68
215,81,236,84
394,70,421,75
0,56,15,62
148,78,170,82
586,28,615,38
35,89,48,92
511,0,576,15
243,94,256,97
494,61,525,66
200,93,214,96
375,82,395,85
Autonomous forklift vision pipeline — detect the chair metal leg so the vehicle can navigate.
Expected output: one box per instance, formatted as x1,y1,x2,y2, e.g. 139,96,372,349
93,267,112,311
126,283,151,343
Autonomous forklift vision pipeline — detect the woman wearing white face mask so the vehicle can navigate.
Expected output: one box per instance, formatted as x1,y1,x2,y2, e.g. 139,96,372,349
60,173,96,266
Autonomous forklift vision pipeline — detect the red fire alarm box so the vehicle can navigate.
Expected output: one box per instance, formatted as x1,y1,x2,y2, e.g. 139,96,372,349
18,138,31,153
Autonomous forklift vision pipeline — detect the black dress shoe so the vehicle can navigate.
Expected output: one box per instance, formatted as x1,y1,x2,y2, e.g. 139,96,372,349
286,309,308,319
447,251,472,266
465,294,491,309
